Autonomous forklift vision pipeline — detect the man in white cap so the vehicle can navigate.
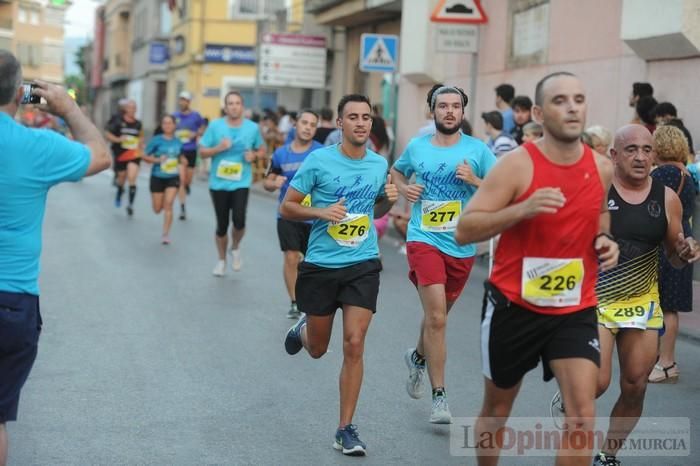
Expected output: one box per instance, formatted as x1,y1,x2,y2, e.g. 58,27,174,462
173,91,205,220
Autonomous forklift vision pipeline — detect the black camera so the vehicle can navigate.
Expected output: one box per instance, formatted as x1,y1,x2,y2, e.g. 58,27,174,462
20,83,40,105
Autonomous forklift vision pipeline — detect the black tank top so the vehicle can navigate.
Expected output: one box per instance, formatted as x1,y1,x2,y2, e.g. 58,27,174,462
597,178,667,305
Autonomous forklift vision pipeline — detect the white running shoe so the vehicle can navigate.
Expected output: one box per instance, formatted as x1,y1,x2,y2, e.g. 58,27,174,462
231,249,242,271
212,260,226,277
404,348,426,399
550,390,566,430
430,393,452,424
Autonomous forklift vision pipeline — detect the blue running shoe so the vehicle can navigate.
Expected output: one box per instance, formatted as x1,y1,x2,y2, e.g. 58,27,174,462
115,197,121,208
284,314,306,355
333,424,366,456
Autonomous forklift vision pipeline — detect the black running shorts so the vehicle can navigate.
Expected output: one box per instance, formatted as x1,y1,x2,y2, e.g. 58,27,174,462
181,150,197,168
114,158,141,172
480,281,600,389
0,292,42,423
277,218,312,253
296,259,381,316
150,176,180,193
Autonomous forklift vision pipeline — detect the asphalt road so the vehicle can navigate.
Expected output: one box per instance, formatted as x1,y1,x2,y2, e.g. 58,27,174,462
7,171,700,465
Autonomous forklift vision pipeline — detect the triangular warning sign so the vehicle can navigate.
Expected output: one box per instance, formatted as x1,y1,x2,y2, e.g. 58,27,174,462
431,0,488,24
365,39,395,67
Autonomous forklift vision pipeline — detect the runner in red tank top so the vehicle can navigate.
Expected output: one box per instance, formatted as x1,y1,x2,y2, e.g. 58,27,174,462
455,72,619,466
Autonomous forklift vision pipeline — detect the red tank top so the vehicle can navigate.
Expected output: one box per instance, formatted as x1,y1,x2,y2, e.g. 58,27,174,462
490,142,603,315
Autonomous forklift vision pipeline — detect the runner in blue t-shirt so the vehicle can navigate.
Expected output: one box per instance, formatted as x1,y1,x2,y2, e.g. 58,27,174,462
263,109,323,319
0,51,111,465
173,91,204,220
391,85,497,424
142,115,183,244
281,95,398,457
199,91,264,276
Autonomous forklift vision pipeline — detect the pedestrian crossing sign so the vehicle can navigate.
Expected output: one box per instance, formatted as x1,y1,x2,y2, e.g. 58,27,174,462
360,34,398,73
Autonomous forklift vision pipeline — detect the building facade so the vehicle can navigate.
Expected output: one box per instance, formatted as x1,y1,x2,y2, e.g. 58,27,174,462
308,0,700,157
166,0,330,122
92,0,132,130
0,0,69,84
128,0,171,136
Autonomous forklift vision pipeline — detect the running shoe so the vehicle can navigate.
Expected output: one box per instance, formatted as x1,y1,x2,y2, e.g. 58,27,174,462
212,260,225,277
550,390,566,430
430,393,452,424
114,197,121,208
126,205,134,216
284,314,307,355
231,249,242,271
287,303,300,319
179,209,186,221
593,452,621,466
404,348,426,399
161,235,171,245
333,424,366,456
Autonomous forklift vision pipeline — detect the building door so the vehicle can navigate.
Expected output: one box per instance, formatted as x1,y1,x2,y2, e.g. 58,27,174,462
156,81,167,125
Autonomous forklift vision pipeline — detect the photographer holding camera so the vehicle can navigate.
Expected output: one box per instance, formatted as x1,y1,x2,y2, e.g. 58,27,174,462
0,50,110,465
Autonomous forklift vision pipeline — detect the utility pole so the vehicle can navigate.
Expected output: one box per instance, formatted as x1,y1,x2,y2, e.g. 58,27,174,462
253,18,265,112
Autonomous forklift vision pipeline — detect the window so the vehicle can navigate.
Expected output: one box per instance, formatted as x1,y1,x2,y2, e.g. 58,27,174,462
17,43,41,67
507,0,550,68
159,1,171,37
18,7,27,23
42,45,63,65
229,0,286,18
29,10,39,25
44,8,64,27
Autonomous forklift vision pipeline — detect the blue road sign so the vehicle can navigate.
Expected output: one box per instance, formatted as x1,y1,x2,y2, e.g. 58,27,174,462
360,34,398,73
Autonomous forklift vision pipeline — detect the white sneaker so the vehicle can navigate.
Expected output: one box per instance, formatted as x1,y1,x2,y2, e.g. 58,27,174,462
430,393,452,424
231,249,242,271
550,390,566,430
212,260,226,277
404,348,426,399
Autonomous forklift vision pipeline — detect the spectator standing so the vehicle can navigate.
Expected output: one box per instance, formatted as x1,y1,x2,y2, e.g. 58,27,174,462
313,107,335,144
494,84,516,135
649,125,697,384
0,50,111,466
482,111,518,157
510,95,533,144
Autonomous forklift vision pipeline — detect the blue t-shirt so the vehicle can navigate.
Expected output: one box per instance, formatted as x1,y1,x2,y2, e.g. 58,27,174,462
289,144,388,268
393,134,496,258
146,135,182,179
269,141,323,220
173,110,204,152
501,107,515,135
285,127,296,144
199,118,264,191
0,113,91,294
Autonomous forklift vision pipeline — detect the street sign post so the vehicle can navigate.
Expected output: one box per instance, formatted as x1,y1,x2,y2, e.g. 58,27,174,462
435,24,478,53
430,0,488,24
258,33,327,90
360,34,398,73
430,0,488,130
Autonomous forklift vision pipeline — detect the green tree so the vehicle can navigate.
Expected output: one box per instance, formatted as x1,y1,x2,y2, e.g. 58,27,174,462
64,75,86,106
65,44,90,105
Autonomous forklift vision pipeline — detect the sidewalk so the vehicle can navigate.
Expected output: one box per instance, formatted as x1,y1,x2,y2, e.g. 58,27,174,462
679,281,700,342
